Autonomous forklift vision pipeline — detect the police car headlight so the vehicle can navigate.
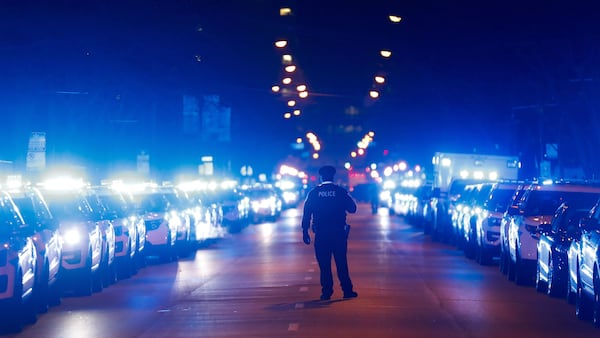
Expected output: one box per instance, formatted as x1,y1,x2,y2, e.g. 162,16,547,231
64,228,82,245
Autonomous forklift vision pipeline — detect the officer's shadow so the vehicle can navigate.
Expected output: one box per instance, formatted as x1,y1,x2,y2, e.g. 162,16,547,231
265,298,348,312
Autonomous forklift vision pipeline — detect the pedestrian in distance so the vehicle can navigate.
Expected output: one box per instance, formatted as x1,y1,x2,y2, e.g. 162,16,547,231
301,165,358,300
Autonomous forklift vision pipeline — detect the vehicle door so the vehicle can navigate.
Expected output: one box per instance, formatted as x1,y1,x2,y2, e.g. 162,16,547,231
581,204,600,291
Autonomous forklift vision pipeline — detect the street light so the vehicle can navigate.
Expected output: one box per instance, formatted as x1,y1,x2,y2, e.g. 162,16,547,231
380,50,392,58
389,15,402,23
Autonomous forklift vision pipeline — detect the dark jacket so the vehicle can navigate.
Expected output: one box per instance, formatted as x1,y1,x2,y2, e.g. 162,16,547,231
301,181,357,235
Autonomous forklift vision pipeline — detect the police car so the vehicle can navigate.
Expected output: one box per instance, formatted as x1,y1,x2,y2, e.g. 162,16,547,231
506,181,600,286
133,188,180,262
41,187,103,296
0,191,38,332
7,186,62,312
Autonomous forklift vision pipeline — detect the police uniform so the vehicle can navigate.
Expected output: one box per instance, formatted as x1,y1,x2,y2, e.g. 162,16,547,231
301,166,357,300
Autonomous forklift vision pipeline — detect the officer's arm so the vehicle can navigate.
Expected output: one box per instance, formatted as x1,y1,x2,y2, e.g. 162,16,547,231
301,192,313,232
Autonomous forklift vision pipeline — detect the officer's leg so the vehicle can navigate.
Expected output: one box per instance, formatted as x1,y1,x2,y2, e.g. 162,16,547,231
314,236,333,297
332,235,353,293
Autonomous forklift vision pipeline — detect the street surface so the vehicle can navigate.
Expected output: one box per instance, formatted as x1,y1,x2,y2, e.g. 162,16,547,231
4,203,598,338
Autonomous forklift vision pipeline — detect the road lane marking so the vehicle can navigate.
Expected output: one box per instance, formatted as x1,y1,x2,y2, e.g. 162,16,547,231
304,276,312,280
295,303,304,309
288,323,299,331
299,286,308,292
308,268,315,272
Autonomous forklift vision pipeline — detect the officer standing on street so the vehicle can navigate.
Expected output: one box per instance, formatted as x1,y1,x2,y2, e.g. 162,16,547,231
301,165,358,300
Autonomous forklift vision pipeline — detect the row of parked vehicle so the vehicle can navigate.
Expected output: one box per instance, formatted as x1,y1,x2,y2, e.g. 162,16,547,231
0,178,290,333
389,178,600,328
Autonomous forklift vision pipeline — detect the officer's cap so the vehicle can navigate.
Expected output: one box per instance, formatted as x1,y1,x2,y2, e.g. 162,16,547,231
318,165,336,179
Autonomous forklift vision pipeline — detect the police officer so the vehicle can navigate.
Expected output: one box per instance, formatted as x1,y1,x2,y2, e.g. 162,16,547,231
301,165,358,300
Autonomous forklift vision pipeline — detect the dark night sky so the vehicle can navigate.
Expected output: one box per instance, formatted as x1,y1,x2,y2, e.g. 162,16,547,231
1,0,600,179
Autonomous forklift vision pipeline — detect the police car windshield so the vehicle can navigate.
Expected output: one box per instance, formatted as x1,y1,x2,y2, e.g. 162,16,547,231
11,195,52,225
524,190,600,216
0,198,25,233
486,188,516,211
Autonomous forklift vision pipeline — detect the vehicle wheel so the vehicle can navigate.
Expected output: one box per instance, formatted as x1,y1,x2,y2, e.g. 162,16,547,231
476,234,491,266
547,255,564,297
78,254,94,296
93,252,104,293
499,247,507,274
507,255,516,281
118,253,133,280
160,234,175,263
48,278,62,307
514,250,527,286
593,269,600,328
3,269,26,332
535,258,547,293
464,230,476,259
34,261,50,313
566,271,576,304
576,272,592,320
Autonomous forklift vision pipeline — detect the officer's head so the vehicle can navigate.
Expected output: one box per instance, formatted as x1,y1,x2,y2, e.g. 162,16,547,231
318,165,336,182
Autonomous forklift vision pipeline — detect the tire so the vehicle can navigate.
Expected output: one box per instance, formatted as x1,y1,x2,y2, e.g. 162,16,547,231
507,255,516,281
593,269,600,328
566,271,576,304
77,253,94,297
160,234,175,263
576,272,592,320
547,255,564,297
476,232,492,266
34,261,50,313
118,250,133,280
102,244,117,287
514,247,531,286
2,270,25,332
535,259,547,293
499,247,507,274
48,278,62,307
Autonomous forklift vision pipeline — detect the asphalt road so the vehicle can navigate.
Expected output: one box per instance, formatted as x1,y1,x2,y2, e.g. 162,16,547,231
4,203,599,338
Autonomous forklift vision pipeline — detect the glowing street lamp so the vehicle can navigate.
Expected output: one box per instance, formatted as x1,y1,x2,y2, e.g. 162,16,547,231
280,7,292,16
375,76,385,84
380,50,392,58
369,90,380,98
298,91,308,98
389,15,402,23
282,77,292,85
271,85,280,92
275,40,288,48
293,109,301,116
285,65,297,73
287,100,296,107
296,84,307,92
283,112,292,119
